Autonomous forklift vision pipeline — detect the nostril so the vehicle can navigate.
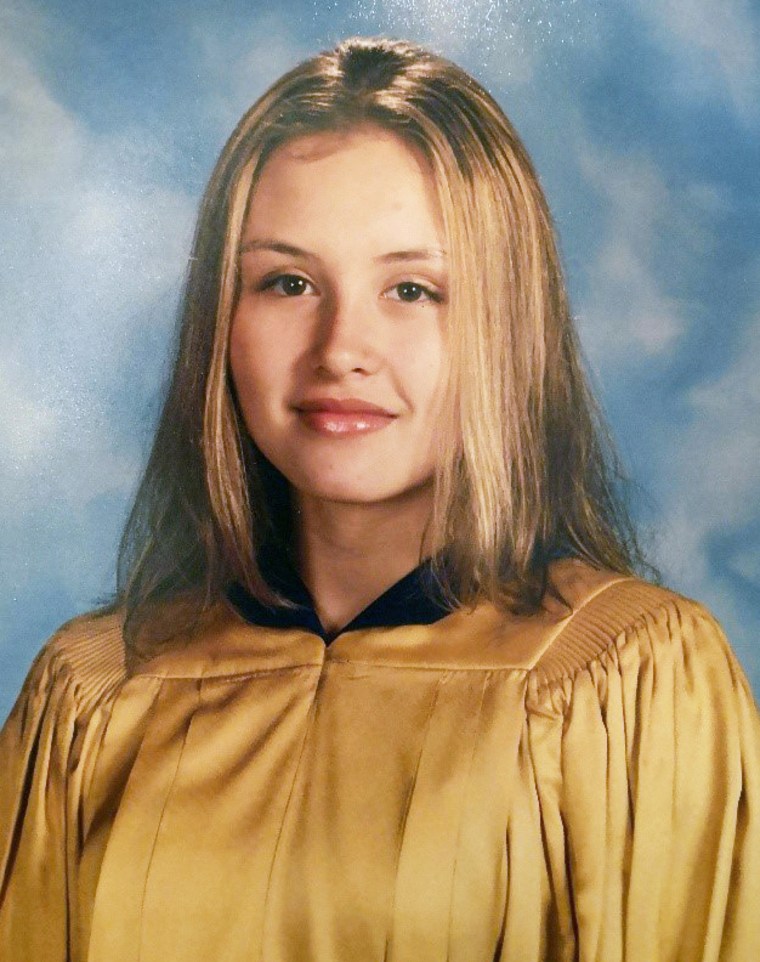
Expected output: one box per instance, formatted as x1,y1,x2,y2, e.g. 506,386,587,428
311,325,380,377
312,350,375,378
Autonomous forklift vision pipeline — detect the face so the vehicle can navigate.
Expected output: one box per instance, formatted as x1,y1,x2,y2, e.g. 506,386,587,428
229,125,450,511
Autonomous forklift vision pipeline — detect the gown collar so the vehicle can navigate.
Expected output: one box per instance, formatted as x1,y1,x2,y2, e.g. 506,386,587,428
227,543,452,643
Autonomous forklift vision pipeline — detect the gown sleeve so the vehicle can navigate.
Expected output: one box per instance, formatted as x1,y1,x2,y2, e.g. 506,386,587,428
0,616,125,962
526,592,760,962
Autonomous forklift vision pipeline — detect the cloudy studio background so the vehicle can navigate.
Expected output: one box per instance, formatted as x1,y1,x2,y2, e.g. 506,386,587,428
1,0,759,719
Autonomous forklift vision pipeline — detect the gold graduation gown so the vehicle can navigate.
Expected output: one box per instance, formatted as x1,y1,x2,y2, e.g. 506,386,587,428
1,559,759,961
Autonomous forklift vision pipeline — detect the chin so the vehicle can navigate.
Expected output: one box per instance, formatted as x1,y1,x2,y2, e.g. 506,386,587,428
296,479,400,506
291,468,435,509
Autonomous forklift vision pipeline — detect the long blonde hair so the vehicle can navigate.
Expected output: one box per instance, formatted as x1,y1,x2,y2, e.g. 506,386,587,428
115,36,647,643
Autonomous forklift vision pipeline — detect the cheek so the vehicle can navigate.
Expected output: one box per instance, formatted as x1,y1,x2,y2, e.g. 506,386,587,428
402,331,448,413
404,335,454,461
229,313,289,408
229,316,278,429
229,318,257,407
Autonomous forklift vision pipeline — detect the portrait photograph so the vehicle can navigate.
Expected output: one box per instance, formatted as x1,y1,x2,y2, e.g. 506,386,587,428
1,0,759,959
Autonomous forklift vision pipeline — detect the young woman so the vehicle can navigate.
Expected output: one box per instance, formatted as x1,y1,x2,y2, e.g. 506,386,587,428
1,35,758,962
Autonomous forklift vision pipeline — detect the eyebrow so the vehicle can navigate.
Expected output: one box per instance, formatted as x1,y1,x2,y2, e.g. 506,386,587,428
239,239,447,263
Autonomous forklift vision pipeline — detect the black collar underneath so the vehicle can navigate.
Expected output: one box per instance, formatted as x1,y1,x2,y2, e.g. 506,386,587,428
227,544,453,643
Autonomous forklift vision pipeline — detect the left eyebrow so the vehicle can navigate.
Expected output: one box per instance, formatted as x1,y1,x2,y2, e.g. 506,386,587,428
373,248,447,263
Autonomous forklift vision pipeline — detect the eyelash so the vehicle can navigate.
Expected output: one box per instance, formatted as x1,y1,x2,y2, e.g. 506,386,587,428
257,273,444,304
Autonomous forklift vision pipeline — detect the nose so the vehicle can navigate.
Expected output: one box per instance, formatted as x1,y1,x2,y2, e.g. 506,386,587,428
310,288,382,378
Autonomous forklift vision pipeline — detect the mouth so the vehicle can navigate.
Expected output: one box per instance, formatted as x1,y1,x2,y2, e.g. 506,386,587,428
294,397,398,436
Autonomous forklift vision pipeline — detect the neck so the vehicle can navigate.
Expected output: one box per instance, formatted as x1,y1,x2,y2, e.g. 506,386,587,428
293,484,435,636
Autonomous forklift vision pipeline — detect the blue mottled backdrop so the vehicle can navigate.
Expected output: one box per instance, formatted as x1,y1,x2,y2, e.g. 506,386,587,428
1,0,758,719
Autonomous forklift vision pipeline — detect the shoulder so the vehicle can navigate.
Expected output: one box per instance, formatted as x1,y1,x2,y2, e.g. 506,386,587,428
522,566,760,959
526,558,749,713
11,608,129,720
0,609,130,801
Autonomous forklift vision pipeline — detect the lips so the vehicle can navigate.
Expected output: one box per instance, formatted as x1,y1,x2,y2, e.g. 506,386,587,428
294,397,398,436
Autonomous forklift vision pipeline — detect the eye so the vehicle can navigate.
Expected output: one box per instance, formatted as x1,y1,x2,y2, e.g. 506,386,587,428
385,281,442,304
259,273,315,297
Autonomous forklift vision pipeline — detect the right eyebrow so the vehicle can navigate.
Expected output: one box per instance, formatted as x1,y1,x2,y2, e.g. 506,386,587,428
239,239,313,258
239,239,448,264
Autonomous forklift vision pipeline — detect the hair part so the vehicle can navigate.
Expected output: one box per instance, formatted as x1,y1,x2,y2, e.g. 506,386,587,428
113,36,650,650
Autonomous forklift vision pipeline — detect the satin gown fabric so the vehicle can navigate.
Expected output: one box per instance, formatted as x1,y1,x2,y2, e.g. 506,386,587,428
1,559,759,961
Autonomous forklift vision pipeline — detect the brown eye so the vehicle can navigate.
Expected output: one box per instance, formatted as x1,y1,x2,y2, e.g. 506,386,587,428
387,281,440,303
398,282,424,302
261,274,313,296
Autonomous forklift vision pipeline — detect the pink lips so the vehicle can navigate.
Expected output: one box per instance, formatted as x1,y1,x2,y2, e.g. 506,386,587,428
294,397,397,436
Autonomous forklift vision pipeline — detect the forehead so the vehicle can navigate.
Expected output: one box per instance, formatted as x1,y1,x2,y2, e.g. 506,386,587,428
274,124,424,165
244,125,444,240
